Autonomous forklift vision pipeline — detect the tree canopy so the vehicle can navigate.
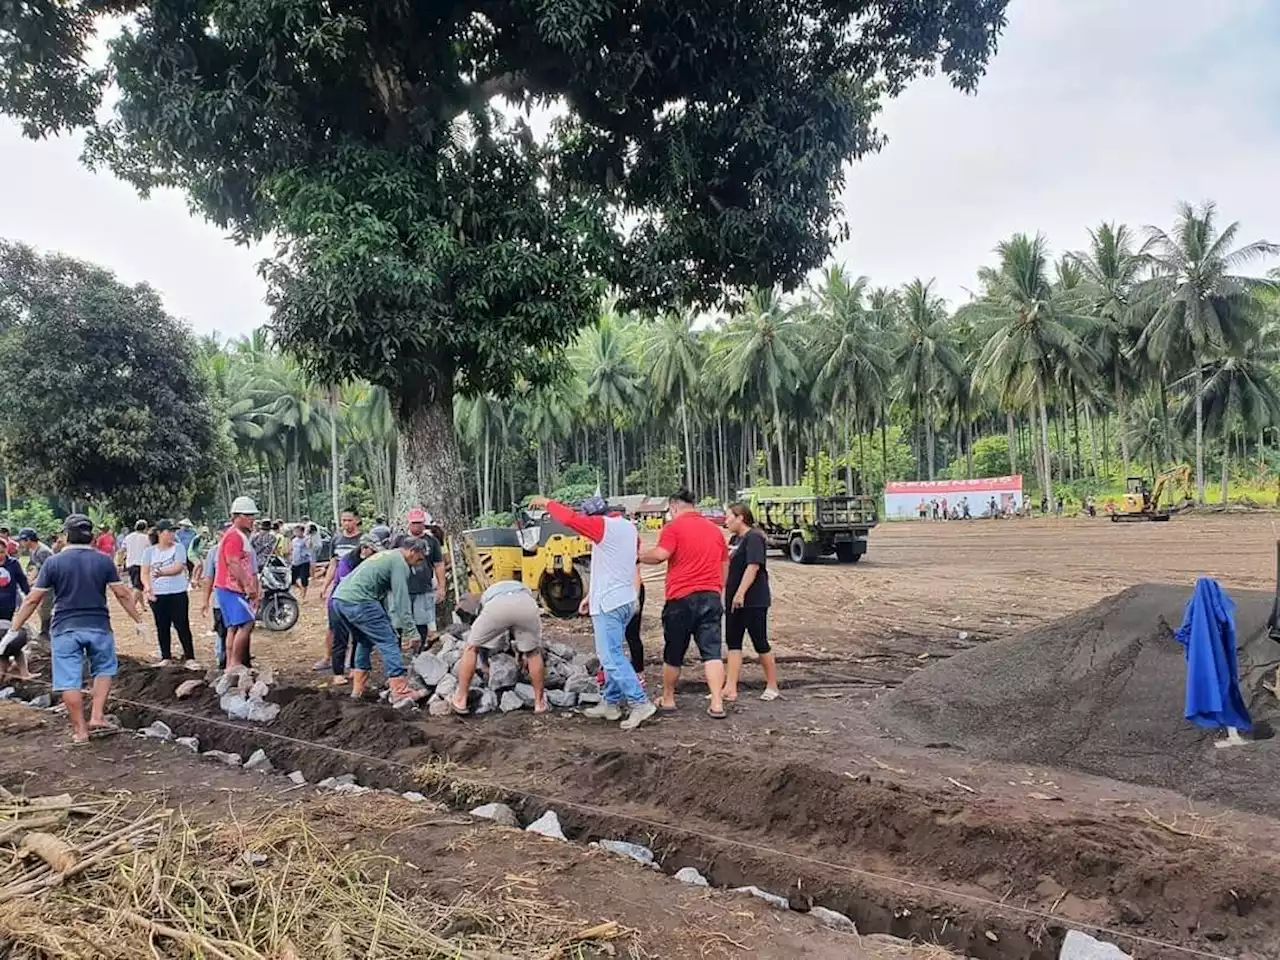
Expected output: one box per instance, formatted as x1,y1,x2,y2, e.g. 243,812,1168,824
0,0,1011,526
0,241,219,520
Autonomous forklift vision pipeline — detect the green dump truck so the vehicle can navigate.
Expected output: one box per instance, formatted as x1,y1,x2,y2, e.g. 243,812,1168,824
737,486,878,564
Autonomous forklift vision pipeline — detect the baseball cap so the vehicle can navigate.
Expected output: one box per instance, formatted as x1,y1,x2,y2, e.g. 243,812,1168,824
230,496,259,515
179,518,193,528
579,496,608,516
17,528,37,542
155,519,176,532
406,507,427,524
63,514,93,537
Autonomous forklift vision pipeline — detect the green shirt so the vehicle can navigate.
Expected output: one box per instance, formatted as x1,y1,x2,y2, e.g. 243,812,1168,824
333,550,415,631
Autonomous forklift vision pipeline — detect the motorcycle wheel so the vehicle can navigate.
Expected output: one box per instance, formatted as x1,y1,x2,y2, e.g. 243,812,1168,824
260,593,300,632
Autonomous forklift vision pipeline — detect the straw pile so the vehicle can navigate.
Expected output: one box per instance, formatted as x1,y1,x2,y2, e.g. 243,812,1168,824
0,787,625,959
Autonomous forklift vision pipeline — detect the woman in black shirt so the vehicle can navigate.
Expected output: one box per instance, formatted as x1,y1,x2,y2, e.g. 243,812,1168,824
723,503,779,702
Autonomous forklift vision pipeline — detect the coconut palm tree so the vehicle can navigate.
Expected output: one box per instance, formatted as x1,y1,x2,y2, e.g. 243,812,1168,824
1138,201,1279,503
895,278,958,480
1070,222,1149,480
972,234,1096,499
645,308,704,488
721,288,804,485
577,310,643,495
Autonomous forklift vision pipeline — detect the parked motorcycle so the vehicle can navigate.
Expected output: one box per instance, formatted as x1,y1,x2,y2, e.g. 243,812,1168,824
257,556,300,631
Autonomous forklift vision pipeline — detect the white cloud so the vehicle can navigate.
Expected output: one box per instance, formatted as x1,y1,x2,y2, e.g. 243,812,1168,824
1,0,1276,335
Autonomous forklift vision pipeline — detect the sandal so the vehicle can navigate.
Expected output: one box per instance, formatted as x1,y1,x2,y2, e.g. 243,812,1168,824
759,688,780,702
88,724,122,739
706,707,727,720
658,704,679,714
447,699,471,717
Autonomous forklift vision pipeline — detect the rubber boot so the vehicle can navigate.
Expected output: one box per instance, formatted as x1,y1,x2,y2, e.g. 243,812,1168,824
388,675,426,707
349,669,369,699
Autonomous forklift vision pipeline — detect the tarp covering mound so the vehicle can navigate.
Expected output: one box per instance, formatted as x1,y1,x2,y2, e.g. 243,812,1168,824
873,583,1280,815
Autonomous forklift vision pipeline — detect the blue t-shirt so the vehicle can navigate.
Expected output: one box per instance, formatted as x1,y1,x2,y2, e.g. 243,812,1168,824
34,545,120,635
177,528,196,551
145,542,188,595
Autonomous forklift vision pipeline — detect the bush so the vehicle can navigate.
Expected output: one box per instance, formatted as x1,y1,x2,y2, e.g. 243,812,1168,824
548,482,596,505
1,497,60,538
474,511,515,528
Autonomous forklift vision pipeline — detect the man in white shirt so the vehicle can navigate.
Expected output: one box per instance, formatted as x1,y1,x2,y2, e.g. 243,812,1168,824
122,520,153,605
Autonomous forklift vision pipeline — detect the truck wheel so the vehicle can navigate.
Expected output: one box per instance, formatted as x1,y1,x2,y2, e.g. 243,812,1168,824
788,536,817,564
835,542,860,563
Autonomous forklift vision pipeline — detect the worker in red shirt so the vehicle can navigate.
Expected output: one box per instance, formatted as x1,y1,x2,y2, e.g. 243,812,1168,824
639,489,729,718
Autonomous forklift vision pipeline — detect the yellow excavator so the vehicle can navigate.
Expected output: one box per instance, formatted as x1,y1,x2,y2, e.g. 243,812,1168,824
1111,465,1194,522
457,506,591,617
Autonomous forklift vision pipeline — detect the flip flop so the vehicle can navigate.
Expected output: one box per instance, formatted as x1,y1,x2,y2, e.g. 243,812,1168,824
759,689,781,702
70,737,92,748
88,724,122,739
658,704,679,714
447,699,471,717
706,708,727,720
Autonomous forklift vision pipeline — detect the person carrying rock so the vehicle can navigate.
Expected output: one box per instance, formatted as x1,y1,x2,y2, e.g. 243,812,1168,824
449,579,548,715
331,536,431,705
530,494,655,730
3,514,145,744
639,488,729,718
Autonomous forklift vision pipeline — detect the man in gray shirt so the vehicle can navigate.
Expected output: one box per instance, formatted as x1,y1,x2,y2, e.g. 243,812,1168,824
19,529,53,641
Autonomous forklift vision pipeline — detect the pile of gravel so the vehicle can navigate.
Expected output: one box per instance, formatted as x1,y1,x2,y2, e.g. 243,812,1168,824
873,583,1280,814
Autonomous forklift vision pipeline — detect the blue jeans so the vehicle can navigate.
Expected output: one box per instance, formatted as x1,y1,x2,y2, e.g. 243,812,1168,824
51,628,117,692
332,599,405,677
594,601,647,706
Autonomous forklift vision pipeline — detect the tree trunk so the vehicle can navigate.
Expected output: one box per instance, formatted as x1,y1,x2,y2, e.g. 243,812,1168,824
880,410,888,486
680,384,693,488
1114,367,1130,481
481,416,492,516
1069,377,1083,480
1035,377,1052,501
1220,429,1230,504
772,390,787,486
394,382,466,535
844,404,854,495
1158,371,1173,466
1101,413,1109,479
1006,411,1018,476
1194,360,1206,504
965,421,974,479
925,415,936,480
1084,402,1099,479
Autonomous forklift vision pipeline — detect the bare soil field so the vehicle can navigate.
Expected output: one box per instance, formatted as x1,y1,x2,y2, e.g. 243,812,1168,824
6,513,1280,959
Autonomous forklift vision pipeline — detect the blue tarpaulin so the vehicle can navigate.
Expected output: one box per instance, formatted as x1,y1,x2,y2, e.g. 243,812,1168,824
1174,577,1252,731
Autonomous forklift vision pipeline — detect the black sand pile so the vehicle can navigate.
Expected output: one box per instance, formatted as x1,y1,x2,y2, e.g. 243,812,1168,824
873,583,1280,815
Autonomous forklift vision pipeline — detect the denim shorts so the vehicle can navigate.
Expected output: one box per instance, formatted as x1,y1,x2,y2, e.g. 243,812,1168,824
50,628,117,692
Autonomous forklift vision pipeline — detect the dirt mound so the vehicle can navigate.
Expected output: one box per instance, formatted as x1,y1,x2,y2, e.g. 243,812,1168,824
874,583,1280,814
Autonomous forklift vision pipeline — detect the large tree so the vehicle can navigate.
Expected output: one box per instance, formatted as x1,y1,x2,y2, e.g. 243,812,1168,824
0,1,1008,526
0,241,219,519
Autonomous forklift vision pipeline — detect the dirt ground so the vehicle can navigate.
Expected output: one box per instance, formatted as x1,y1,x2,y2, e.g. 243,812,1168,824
10,513,1280,959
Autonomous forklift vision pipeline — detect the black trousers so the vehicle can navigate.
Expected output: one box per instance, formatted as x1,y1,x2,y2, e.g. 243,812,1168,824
151,592,195,661
625,583,645,672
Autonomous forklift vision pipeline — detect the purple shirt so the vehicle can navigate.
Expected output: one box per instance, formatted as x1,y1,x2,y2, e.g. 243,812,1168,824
327,550,360,610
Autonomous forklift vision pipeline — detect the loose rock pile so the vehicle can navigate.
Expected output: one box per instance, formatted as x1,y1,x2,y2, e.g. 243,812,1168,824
407,630,602,714
214,666,280,723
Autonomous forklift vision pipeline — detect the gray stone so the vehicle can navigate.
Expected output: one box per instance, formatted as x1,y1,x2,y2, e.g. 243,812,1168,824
213,673,235,696
139,721,174,741
175,736,200,752
333,782,371,795
733,886,789,910
412,652,448,686
427,694,452,717
576,691,601,706
543,657,569,689
564,674,599,696
584,656,600,674
674,867,709,887
0,686,14,700
564,662,589,680
547,641,578,662
546,689,578,709
487,653,519,690
248,679,271,701
220,693,251,720
1059,931,1132,960
810,907,857,935
402,791,427,803
244,749,274,772
257,666,275,686
244,701,280,723
317,773,358,790
175,679,204,699
499,690,525,713
442,622,468,640
241,850,269,867
525,810,566,840
438,636,463,668
474,689,498,716
28,693,51,709
513,682,536,705
435,674,459,700
287,770,307,786
203,750,242,767
470,802,520,827
598,839,655,866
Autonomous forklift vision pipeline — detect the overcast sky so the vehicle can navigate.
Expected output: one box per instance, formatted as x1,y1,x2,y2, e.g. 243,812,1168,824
1,0,1277,337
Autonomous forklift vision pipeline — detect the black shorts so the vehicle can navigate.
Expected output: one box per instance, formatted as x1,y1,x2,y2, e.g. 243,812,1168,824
127,565,143,590
661,591,723,668
291,563,311,587
726,606,771,654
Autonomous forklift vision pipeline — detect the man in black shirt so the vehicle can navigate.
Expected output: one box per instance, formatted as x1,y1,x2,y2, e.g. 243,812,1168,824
722,502,779,702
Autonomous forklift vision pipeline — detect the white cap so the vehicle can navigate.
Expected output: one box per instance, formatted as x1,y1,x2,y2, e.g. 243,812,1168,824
230,496,259,515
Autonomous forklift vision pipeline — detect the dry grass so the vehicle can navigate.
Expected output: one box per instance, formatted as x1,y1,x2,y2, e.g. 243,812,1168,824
0,789,628,959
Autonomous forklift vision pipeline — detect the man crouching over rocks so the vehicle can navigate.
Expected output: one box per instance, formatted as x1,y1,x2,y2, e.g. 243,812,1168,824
450,580,547,715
